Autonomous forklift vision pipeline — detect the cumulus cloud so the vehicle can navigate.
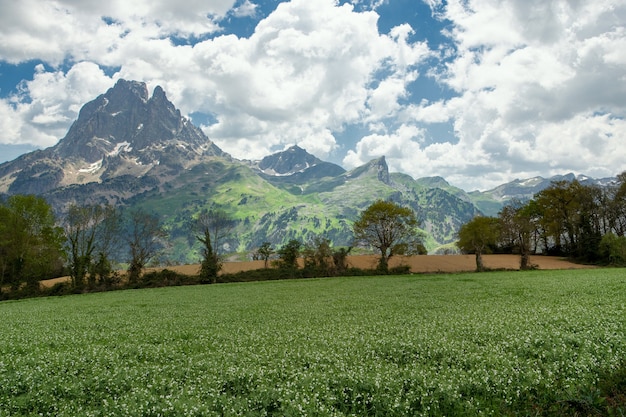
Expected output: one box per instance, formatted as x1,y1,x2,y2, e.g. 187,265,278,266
232,0,258,18
0,0,624,190
389,0,626,189
0,62,113,146
0,0,432,163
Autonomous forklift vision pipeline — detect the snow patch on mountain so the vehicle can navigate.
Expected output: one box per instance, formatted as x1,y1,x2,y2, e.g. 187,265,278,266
78,159,102,173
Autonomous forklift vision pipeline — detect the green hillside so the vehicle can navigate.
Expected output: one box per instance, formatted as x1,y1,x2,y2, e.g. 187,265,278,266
125,154,480,263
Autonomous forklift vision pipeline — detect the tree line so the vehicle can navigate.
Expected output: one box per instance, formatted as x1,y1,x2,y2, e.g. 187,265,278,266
0,196,425,298
458,172,626,271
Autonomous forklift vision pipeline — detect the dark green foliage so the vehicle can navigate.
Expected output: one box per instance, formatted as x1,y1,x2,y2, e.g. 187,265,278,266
275,239,301,272
195,209,235,282
0,195,65,289
253,241,274,268
353,200,421,272
302,236,333,277
139,269,201,288
599,233,626,265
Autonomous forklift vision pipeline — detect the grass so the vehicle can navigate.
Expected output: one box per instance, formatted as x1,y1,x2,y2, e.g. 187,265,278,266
0,269,625,416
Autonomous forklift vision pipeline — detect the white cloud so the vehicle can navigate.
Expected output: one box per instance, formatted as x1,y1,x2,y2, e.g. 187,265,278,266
0,0,432,163
0,62,113,146
1,0,624,191
389,0,626,189
0,0,235,65
232,0,258,18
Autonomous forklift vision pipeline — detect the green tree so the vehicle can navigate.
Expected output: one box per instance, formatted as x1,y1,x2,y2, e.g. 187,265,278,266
65,204,104,288
276,239,302,274
255,241,274,269
457,216,500,272
126,209,167,283
90,205,122,286
0,195,65,290
599,233,626,265
195,209,234,283
302,236,333,276
64,204,122,289
352,200,420,272
534,180,604,260
498,200,539,270
331,246,352,276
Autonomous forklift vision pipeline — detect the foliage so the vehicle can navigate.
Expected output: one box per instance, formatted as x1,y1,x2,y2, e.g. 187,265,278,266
533,180,604,260
195,209,235,283
498,200,539,270
64,204,120,289
253,242,274,268
353,200,421,271
331,246,352,275
125,208,167,283
599,233,626,265
457,172,626,267
274,239,301,275
457,216,500,271
302,236,333,276
0,269,625,416
0,195,65,290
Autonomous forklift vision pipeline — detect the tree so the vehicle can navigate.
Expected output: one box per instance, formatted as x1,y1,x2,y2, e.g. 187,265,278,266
276,239,301,274
534,180,605,260
457,216,500,272
352,200,420,272
302,236,333,276
331,246,352,276
599,233,626,265
254,242,274,269
90,205,122,286
126,209,167,283
195,209,235,283
65,204,104,288
498,200,539,270
609,171,626,236
64,204,121,289
0,195,65,289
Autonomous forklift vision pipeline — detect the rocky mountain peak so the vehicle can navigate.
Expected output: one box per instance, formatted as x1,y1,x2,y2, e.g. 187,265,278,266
1,80,224,195
54,79,217,162
344,155,390,185
258,145,323,176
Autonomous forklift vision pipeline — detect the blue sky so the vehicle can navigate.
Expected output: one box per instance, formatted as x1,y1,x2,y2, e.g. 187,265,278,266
0,0,624,190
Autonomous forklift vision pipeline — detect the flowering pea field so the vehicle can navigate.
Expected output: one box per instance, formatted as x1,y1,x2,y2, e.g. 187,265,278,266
1,269,625,416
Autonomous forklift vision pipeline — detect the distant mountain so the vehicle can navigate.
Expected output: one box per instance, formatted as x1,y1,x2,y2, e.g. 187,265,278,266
467,173,617,216
0,80,618,261
252,145,346,194
0,79,224,198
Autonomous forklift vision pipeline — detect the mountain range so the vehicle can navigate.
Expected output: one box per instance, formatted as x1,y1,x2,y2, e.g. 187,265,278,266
0,80,616,262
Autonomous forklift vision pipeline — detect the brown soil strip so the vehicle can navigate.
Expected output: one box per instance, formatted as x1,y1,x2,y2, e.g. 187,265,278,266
38,255,593,288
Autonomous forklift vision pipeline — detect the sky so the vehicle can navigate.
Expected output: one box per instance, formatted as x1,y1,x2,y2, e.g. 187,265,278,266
0,0,624,191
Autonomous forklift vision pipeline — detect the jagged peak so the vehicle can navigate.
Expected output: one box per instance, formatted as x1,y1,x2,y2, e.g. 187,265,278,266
258,145,323,176
113,79,150,102
345,155,390,185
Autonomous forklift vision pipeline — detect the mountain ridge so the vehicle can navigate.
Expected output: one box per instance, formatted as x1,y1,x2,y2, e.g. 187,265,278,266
0,80,618,261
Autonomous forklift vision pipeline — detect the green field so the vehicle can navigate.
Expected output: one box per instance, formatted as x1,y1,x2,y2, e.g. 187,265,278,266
1,269,625,416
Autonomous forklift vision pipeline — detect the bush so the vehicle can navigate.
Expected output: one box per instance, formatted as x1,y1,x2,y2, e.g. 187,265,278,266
599,233,626,265
138,269,201,288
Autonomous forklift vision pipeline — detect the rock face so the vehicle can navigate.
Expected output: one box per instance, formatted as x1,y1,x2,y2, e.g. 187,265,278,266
0,79,224,196
345,156,390,185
